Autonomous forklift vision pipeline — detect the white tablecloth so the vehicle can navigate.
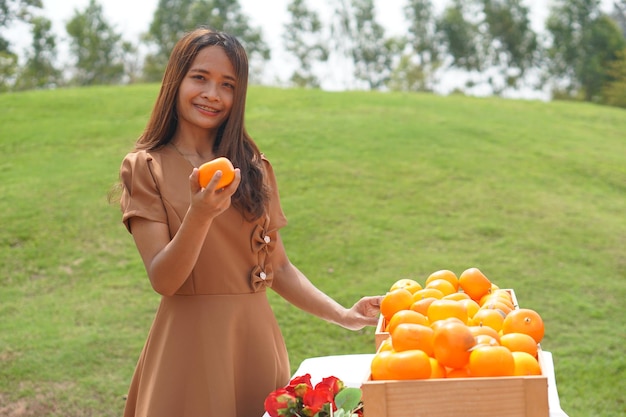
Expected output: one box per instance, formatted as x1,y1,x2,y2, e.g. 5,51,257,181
262,351,569,417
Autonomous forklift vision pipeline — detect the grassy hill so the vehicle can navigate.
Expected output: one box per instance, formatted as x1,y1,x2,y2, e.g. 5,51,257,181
1,84,624,417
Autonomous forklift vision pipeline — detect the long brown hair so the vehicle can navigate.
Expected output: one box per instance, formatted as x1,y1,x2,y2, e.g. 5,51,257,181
135,28,268,219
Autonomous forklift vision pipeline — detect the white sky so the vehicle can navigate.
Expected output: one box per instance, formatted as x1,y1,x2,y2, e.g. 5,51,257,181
12,0,593,48
4,0,616,94
6,0,408,89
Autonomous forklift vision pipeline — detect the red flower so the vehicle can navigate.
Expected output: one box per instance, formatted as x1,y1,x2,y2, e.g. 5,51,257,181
302,385,333,415
263,388,296,417
286,373,313,398
264,374,362,417
316,376,343,396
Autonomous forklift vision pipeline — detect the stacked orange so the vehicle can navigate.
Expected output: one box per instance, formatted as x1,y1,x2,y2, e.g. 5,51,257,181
372,268,544,380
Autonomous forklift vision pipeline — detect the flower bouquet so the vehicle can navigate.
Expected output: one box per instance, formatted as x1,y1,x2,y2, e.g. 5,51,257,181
264,374,363,417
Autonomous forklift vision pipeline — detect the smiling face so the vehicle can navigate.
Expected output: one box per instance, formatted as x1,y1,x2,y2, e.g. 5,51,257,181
175,45,236,141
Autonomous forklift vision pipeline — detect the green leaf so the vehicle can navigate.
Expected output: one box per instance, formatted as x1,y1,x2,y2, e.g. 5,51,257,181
334,387,362,411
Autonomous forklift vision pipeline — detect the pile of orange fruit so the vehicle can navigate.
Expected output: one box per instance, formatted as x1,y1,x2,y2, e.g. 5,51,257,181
371,267,545,380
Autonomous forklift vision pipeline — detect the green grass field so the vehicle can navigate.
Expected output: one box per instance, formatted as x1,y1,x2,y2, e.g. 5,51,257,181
1,84,624,417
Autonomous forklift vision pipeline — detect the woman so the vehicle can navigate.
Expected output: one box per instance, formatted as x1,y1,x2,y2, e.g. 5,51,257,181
118,28,382,417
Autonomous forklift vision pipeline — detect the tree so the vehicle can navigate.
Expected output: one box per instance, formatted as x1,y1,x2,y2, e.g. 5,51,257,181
437,0,483,73
395,0,441,92
143,0,270,83
387,54,432,92
545,0,600,98
65,0,127,85
602,48,626,107
0,49,17,91
546,0,626,101
0,0,42,53
611,0,626,38
332,0,398,90
283,0,328,88
120,40,141,84
141,0,195,82
582,16,626,101
14,16,62,90
479,0,539,94
0,0,43,91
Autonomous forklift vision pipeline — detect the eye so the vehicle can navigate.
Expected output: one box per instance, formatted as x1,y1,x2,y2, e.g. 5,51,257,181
223,82,235,89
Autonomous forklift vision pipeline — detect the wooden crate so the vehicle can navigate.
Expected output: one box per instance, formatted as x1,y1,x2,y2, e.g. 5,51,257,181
366,289,548,417
361,371,549,417
375,314,389,351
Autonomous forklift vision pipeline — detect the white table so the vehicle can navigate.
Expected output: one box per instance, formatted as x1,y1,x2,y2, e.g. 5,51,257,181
263,351,569,417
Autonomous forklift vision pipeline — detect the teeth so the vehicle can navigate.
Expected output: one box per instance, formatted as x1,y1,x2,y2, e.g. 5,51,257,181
198,105,217,112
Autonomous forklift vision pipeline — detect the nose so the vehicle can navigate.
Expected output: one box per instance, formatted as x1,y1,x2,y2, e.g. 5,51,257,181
202,81,220,102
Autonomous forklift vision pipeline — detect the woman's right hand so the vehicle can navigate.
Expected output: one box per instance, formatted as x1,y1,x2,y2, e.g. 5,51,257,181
188,167,241,219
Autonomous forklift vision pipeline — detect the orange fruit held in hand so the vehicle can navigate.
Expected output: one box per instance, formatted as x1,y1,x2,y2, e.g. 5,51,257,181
512,351,542,376
433,320,476,369
387,350,432,380
391,323,435,356
198,157,235,189
425,269,459,292
469,345,515,377
458,267,492,302
500,332,538,357
427,299,468,324
381,288,413,321
386,310,429,334
502,308,545,343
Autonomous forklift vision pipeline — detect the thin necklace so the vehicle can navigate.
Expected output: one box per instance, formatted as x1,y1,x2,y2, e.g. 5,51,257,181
169,142,199,168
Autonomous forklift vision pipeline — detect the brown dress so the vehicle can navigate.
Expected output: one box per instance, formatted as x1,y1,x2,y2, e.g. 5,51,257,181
119,145,290,417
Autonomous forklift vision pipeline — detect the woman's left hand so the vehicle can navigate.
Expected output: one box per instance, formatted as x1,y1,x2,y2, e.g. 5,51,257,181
342,295,384,331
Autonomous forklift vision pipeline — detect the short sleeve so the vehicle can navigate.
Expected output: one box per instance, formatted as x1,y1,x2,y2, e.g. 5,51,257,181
120,151,168,233
262,156,288,231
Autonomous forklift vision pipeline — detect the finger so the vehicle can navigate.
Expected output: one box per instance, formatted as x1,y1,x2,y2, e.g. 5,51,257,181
224,168,241,192
369,295,384,307
189,168,201,193
361,295,383,309
206,169,224,191
215,168,241,196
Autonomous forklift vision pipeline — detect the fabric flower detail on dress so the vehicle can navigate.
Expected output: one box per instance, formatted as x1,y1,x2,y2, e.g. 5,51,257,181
251,223,277,255
250,264,274,292
249,217,279,292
